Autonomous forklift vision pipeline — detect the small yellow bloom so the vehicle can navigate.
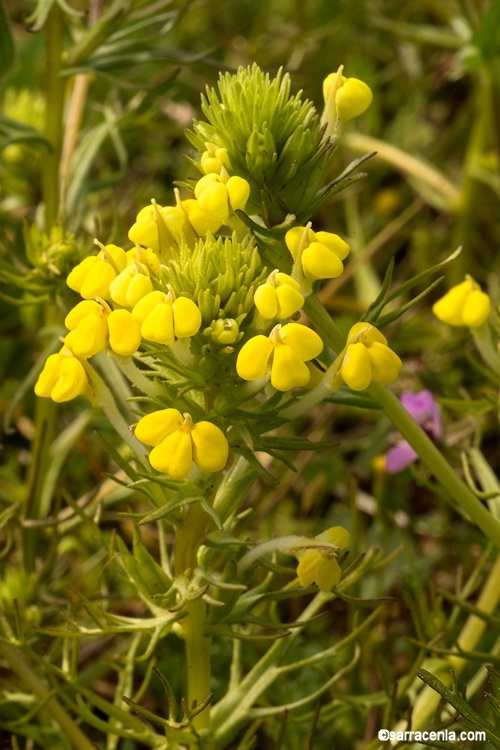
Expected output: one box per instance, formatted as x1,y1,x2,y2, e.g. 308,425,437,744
285,226,350,284
132,290,202,345
67,243,127,300
254,270,305,320
128,203,194,254
64,300,141,358
194,173,250,223
336,322,402,391
200,144,228,174
109,262,153,307
236,323,323,391
432,277,491,328
34,346,89,403
294,526,350,592
135,409,228,478
322,67,372,134
182,198,223,236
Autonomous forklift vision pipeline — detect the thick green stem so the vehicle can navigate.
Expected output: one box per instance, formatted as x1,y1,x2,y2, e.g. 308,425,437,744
0,642,96,750
24,5,66,568
175,503,212,738
305,296,500,547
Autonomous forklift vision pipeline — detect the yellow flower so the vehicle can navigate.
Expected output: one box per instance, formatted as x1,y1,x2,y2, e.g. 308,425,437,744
294,526,350,592
321,66,372,134
109,261,153,307
34,346,89,403
64,300,142,358
128,202,195,255
194,173,250,223
67,243,127,300
236,323,323,391
254,270,304,320
182,198,223,236
285,226,350,285
432,277,491,328
132,290,202,345
135,409,229,478
336,322,402,391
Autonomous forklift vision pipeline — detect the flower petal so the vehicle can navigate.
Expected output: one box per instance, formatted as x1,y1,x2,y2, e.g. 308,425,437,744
271,345,310,390
341,342,371,391
135,409,183,446
279,323,323,361
149,430,193,478
236,335,273,380
191,421,229,473
296,551,323,588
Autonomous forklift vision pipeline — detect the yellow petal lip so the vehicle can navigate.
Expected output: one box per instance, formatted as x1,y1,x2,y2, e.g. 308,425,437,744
279,323,323,360
172,297,202,339
254,284,278,319
315,557,341,592
191,421,229,473
132,291,166,324
149,430,193,479
367,342,402,385
141,302,175,345
236,335,273,380
462,290,491,327
314,232,350,260
297,551,323,588
107,309,142,357
341,342,371,391
317,526,350,549
65,300,102,331
271,345,310,391
302,242,344,280
135,409,183,446
335,77,373,123
274,284,304,319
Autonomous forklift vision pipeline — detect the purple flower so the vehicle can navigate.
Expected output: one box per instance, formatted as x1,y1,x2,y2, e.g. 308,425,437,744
385,390,442,473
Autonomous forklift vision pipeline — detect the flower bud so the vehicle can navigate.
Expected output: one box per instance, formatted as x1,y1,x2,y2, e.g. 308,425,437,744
322,67,372,136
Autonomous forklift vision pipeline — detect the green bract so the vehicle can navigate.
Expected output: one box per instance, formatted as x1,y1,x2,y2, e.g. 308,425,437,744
187,64,337,226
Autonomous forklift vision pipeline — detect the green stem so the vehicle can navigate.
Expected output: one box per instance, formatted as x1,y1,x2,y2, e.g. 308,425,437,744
174,503,212,738
0,642,96,750
42,4,65,230
305,295,500,548
24,5,66,568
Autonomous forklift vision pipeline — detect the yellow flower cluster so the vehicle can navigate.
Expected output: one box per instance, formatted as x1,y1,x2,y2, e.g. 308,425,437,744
433,278,491,328
236,323,323,391
135,409,228,479
334,323,402,391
